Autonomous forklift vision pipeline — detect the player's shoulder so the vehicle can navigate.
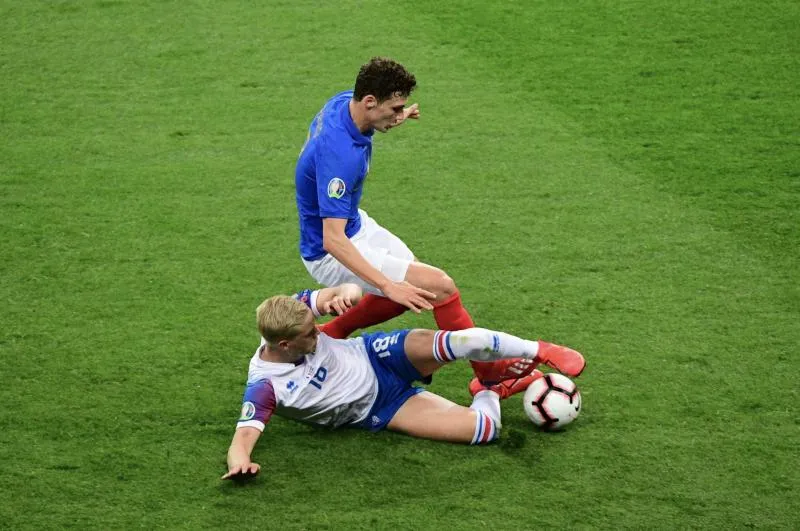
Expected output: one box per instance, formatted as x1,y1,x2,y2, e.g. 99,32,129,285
318,92,353,134
327,90,353,107
248,349,300,382
245,376,275,391
316,331,362,352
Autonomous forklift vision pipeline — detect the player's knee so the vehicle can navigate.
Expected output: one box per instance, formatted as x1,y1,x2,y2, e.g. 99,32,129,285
430,271,457,300
471,411,500,445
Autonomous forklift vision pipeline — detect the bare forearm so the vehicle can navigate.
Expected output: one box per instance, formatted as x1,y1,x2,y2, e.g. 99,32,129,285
323,233,390,291
227,441,252,468
226,428,260,468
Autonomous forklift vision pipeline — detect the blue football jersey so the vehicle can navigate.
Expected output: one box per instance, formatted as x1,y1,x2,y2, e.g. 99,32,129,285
295,91,374,260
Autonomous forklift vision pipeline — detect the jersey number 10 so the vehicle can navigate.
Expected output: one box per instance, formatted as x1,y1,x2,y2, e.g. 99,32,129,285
308,367,328,390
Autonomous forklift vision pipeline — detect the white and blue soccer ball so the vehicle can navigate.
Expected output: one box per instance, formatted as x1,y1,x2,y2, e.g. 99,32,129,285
523,373,582,430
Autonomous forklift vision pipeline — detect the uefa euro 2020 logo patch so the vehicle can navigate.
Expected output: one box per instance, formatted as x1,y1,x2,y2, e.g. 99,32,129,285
239,401,256,421
327,177,346,199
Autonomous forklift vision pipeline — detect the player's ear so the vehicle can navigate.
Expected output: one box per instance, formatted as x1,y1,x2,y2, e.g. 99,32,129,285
277,338,291,349
363,95,377,110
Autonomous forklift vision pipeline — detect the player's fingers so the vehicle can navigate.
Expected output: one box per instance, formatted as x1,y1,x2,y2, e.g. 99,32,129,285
415,297,434,310
403,298,423,313
407,295,430,311
388,288,422,313
331,299,345,315
221,467,240,480
415,287,437,300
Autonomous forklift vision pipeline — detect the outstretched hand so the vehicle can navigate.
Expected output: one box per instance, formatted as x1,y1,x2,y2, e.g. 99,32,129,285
391,103,420,127
382,281,436,313
403,103,420,121
221,462,261,481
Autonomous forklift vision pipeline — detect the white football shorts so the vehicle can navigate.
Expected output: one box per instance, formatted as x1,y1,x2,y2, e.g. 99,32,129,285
302,209,414,295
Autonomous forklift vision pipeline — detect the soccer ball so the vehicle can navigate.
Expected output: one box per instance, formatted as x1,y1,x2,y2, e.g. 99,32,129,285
523,373,582,430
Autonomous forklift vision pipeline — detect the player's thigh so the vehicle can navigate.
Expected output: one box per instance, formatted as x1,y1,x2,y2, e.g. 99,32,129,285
387,391,477,443
401,329,442,377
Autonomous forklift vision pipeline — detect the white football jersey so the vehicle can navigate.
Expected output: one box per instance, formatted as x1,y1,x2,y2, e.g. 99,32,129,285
236,333,377,430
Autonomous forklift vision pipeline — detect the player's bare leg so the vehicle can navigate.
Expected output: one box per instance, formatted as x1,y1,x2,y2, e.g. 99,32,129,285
403,262,458,304
387,372,542,444
404,262,502,381
403,262,571,380
387,392,487,444
321,261,463,339
402,328,585,380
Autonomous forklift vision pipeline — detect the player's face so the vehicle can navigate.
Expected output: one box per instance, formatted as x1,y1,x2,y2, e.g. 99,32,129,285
370,94,407,133
286,310,318,359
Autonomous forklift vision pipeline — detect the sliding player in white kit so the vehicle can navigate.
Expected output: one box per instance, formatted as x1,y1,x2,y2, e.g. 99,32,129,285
222,284,585,480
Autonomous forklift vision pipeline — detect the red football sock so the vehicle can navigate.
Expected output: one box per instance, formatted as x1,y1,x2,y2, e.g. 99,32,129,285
432,291,493,378
433,290,475,330
318,293,407,339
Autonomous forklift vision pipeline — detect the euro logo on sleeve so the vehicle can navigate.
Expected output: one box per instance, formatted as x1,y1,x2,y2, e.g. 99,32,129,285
239,401,256,421
327,177,346,199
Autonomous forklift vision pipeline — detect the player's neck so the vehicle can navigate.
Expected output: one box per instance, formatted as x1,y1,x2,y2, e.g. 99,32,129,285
260,345,304,365
348,99,371,133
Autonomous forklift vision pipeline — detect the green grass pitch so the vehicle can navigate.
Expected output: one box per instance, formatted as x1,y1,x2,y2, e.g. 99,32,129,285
1,0,797,528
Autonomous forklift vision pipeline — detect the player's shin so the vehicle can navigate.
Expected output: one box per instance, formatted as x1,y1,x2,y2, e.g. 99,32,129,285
320,294,407,339
431,328,539,364
432,291,474,331
469,392,501,445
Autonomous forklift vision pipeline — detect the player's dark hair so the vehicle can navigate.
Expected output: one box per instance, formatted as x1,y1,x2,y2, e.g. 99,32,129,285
353,57,416,103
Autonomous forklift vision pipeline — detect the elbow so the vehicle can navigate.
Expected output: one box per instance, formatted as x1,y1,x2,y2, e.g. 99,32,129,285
322,220,346,254
322,233,340,254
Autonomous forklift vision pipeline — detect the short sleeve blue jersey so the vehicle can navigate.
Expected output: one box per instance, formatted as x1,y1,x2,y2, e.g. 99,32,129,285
295,91,374,260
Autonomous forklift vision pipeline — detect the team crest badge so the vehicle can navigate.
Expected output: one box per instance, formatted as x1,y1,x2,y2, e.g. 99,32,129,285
239,401,256,421
327,177,346,199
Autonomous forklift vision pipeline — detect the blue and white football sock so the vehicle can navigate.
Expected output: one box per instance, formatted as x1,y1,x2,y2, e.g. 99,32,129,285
469,391,501,445
432,328,539,364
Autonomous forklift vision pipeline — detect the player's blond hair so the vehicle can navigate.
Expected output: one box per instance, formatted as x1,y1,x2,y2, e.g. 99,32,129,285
256,295,310,344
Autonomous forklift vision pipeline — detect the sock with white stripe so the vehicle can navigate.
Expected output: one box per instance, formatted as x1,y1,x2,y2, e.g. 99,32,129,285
469,390,501,445
432,328,539,364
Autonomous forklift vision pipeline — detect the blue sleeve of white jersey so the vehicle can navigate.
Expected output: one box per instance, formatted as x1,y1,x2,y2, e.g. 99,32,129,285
237,379,276,432
316,138,361,219
293,289,321,317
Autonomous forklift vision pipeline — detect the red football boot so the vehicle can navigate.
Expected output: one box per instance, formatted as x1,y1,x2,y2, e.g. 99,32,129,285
535,341,585,377
469,370,544,400
471,358,539,386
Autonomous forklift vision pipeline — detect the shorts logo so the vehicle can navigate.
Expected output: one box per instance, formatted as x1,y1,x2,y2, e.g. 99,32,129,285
372,415,382,426
239,401,256,421
327,177,346,199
